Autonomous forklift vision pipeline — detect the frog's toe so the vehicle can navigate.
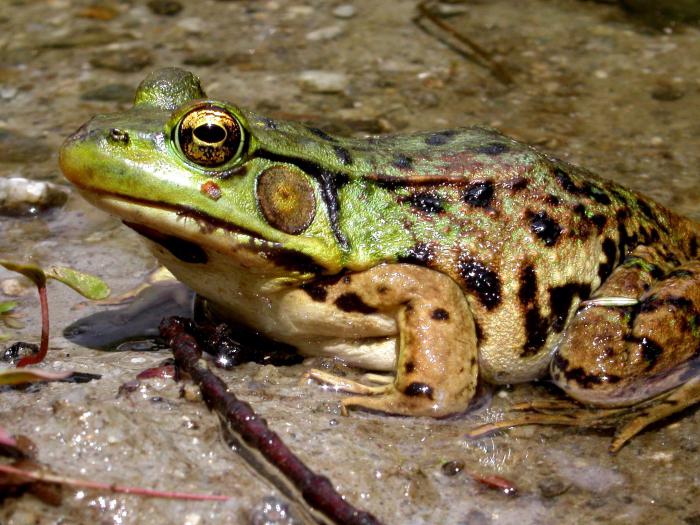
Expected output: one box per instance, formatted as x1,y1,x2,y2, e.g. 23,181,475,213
340,388,442,417
610,376,700,453
465,410,593,440
468,377,700,452
304,368,393,395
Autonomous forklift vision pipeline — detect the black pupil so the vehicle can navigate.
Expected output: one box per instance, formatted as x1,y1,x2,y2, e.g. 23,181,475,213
193,123,226,144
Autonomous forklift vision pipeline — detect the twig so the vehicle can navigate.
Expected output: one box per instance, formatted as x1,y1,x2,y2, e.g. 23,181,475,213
160,317,382,525
415,1,514,85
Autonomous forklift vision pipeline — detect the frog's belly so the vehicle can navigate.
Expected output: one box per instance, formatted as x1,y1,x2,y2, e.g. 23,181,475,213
148,242,399,371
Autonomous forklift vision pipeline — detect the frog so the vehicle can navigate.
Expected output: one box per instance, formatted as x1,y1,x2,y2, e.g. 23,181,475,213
60,68,700,451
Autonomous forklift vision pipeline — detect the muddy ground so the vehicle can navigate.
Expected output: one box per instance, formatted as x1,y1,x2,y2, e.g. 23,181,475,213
1,1,699,524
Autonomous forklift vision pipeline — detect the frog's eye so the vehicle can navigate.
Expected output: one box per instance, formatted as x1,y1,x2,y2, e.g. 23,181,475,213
256,166,316,235
176,106,242,167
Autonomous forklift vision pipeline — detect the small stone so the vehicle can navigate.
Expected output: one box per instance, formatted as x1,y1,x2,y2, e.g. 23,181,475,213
78,5,119,20
432,3,469,16
299,70,349,93
0,177,68,216
147,0,183,16
250,496,297,525
40,29,125,49
0,86,18,100
650,451,674,462
183,514,202,525
90,47,153,73
176,17,205,33
538,477,570,498
80,83,134,103
651,82,685,101
333,4,356,18
1,278,27,296
441,460,465,476
306,24,344,41
182,383,202,403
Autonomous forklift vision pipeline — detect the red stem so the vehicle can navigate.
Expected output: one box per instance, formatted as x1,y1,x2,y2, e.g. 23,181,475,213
17,284,49,367
0,464,231,502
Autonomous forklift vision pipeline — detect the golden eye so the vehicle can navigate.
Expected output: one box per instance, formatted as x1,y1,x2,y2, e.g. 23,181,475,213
177,105,242,167
256,166,316,235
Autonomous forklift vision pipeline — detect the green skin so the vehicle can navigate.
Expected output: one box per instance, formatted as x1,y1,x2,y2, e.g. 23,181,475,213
61,69,700,440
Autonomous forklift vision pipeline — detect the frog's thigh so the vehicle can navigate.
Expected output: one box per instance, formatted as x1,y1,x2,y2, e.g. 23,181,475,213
308,263,478,417
552,255,700,408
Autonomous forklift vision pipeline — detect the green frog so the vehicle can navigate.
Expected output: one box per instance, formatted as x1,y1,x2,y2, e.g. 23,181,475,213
61,68,700,451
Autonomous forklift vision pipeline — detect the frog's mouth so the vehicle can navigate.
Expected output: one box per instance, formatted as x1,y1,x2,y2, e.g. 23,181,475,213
77,189,326,276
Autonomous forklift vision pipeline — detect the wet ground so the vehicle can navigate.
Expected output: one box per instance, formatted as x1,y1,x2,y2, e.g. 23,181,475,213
1,0,699,524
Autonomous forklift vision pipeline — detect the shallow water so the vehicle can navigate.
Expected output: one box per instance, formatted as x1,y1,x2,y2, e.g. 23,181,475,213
1,1,699,524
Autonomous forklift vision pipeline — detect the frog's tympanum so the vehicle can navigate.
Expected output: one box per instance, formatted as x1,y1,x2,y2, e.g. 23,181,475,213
61,68,700,449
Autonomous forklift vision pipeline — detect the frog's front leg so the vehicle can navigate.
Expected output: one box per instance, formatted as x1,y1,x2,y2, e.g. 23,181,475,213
306,264,478,417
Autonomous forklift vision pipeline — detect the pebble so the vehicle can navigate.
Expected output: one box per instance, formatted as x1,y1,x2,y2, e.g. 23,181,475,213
250,496,297,525
651,82,685,101
333,4,356,19
90,47,153,73
40,29,124,49
0,129,52,163
147,0,183,16
1,278,27,296
183,53,219,66
441,460,465,476
0,86,18,100
306,24,344,41
0,177,68,216
432,2,469,16
80,83,134,103
176,17,206,33
299,70,349,93
538,477,570,498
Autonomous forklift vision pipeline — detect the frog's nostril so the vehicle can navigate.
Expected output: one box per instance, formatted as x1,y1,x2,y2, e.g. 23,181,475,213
108,128,130,145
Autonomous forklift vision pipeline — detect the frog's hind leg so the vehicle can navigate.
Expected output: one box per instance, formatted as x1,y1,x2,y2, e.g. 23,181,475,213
550,250,700,449
305,264,479,418
468,247,700,451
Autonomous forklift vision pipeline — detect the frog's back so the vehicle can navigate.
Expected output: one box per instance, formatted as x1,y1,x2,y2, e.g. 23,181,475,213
328,126,700,383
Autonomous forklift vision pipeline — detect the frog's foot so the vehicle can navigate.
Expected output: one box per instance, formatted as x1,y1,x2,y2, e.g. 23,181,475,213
467,378,700,452
306,367,460,416
609,376,700,452
303,264,479,417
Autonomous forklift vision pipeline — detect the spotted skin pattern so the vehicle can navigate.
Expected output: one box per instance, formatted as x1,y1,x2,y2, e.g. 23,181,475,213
60,68,700,447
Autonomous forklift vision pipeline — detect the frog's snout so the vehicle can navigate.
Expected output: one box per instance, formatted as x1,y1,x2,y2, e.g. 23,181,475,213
59,119,95,186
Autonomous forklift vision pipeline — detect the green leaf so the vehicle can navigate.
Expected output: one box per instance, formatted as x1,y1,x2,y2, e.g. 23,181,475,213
0,368,72,386
0,301,17,314
45,266,110,300
0,260,46,287
0,260,110,300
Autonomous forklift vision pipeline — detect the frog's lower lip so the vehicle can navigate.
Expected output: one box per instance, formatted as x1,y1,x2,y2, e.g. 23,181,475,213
76,189,279,251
